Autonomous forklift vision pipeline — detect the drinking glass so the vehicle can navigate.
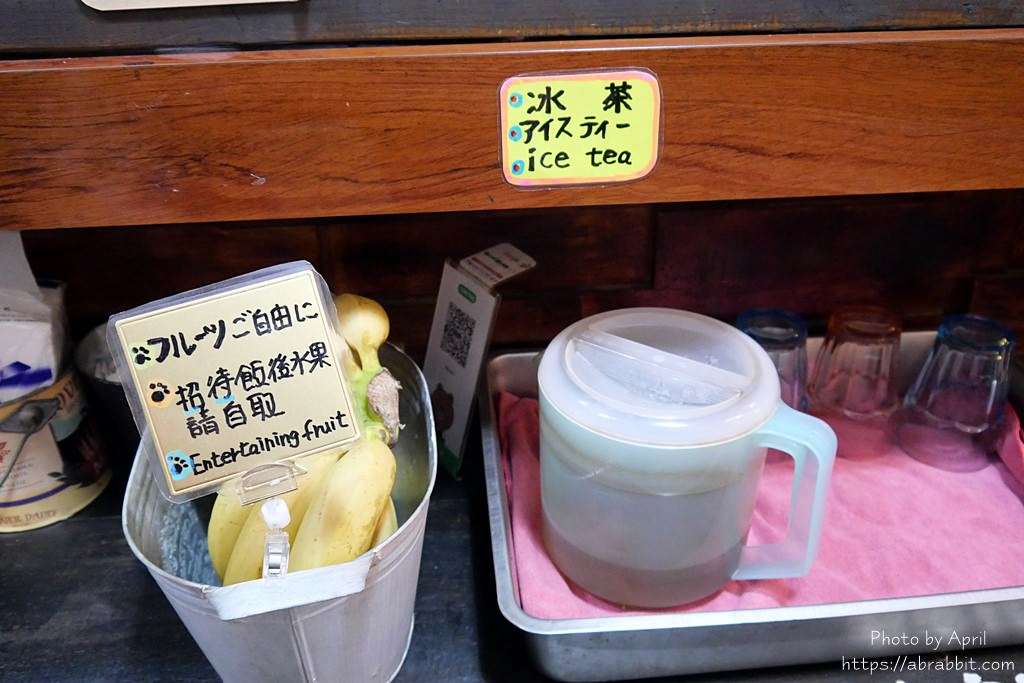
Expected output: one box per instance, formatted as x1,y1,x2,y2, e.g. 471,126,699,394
808,306,901,420
894,314,1016,472
737,309,808,411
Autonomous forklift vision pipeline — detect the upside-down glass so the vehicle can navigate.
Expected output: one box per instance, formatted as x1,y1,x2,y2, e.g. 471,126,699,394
808,306,901,420
737,309,809,411
894,314,1016,472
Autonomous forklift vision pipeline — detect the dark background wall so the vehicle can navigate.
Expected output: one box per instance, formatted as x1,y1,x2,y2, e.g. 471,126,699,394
22,190,1024,359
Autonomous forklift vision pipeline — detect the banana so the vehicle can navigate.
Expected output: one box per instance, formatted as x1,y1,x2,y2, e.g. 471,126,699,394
290,437,396,571
209,293,401,583
371,497,398,548
335,293,389,373
284,450,344,542
221,450,340,586
208,488,249,581
335,293,401,444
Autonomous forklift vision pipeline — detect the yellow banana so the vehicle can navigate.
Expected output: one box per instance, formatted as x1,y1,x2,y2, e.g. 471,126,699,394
208,488,249,581
221,450,340,586
335,293,389,373
334,293,401,444
290,437,396,571
211,294,400,583
340,339,361,379
285,450,344,541
371,497,398,548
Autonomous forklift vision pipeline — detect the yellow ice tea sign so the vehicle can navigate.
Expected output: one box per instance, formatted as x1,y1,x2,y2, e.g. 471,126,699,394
499,69,661,187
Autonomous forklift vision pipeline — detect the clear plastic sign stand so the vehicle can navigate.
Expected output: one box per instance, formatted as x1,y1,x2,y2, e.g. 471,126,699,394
108,261,360,583
258,495,292,579
240,462,303,581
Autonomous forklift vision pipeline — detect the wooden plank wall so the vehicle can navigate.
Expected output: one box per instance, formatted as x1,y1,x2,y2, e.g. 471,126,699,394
22,190,1023,359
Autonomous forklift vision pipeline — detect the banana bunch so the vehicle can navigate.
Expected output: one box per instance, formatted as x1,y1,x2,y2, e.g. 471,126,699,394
207,294,401,585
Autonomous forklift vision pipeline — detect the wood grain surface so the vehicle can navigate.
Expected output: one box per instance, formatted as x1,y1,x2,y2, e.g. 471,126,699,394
3,30,1024,230
3,0,1024,56
21,191,1022,356
971,273,1024,338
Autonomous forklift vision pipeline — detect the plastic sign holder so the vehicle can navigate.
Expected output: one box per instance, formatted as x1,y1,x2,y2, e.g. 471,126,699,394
108,261,360,505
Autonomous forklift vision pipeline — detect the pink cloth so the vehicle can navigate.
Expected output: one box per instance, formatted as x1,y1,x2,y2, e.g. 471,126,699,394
998,407,1024,492
497,392,1024,620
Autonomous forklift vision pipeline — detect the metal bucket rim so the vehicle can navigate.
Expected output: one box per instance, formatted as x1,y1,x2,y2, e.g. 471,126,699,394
121,342,438,593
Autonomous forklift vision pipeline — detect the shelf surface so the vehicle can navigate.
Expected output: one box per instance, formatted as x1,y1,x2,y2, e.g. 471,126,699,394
3,440,1023,682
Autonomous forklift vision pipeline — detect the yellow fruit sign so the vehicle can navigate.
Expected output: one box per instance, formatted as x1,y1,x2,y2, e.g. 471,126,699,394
111,266,360,498
499,69,662,187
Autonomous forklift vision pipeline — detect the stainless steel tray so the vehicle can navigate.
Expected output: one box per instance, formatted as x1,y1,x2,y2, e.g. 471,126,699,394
478,343,1024,682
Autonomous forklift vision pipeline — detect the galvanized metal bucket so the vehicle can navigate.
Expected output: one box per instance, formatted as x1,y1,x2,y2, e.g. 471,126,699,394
123,345,436,682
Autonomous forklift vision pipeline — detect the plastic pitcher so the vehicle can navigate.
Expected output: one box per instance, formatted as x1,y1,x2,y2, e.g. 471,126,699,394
538,309,837,608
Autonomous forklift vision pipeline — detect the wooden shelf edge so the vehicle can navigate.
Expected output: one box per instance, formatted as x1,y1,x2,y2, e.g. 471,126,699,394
2,29,1024,230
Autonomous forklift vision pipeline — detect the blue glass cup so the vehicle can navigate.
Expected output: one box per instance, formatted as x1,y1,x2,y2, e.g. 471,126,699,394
895,314,1016,472
737,309,809,411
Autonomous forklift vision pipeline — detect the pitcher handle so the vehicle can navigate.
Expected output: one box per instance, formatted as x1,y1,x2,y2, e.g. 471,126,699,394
732,404,837,580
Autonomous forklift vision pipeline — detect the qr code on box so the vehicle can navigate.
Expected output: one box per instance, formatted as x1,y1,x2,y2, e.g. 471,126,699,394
441,302,475,367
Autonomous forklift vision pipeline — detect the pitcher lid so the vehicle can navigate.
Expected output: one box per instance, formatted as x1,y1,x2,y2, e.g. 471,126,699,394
538,308,780,447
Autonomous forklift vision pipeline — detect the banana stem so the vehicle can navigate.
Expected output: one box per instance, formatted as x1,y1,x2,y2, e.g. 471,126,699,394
357,344,382,374
349,366,388,439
